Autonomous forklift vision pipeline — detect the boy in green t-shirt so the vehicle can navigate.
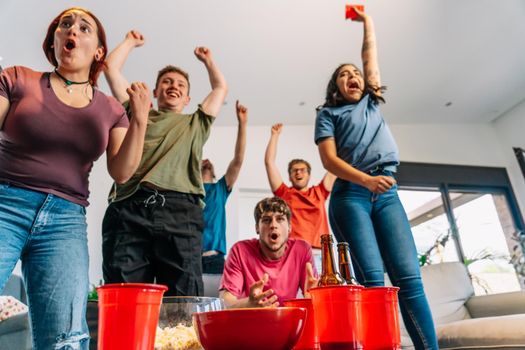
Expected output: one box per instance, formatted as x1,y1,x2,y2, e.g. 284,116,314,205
101,30,227,296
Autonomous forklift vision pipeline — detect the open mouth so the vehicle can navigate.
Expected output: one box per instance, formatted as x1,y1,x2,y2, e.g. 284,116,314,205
166,90,180,98
270,233,279,241
64,39,76,52
348,81,360,90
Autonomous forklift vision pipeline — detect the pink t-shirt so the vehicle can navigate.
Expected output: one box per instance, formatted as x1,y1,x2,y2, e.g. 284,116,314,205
0,66,128,206
274,182,330,248
220,238,317,305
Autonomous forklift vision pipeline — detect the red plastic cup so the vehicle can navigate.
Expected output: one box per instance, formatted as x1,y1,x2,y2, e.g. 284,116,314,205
97,283,168,350
310,285,364,350
361,287,401,350
283,298,320,350
345,5,365,20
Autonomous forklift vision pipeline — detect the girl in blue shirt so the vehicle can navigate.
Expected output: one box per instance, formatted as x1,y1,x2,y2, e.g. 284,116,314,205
315,9,438,349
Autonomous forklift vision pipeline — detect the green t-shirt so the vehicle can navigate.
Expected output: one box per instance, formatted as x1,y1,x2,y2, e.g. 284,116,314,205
109,104,214,203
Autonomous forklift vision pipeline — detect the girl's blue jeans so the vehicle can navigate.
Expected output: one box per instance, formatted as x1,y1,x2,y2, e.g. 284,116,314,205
0,183,90,349
329,172,439,350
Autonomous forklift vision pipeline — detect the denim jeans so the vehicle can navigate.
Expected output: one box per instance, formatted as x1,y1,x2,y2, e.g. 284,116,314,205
329,173,439,350
0,183,90,350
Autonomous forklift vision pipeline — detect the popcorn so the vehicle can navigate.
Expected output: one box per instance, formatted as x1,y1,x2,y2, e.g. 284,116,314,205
155,323,202,350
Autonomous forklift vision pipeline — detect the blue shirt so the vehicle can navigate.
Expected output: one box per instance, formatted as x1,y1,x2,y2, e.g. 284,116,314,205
202,176,231,254
314,94,399,173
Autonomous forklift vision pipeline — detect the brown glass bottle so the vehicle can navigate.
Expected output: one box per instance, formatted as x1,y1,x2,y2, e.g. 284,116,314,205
337,242,360,286
318,234,346,286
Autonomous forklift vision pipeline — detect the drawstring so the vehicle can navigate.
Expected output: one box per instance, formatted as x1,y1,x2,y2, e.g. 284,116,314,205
144,189,166,207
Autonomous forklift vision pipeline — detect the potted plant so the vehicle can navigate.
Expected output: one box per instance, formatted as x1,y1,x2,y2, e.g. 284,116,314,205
87,282,101,349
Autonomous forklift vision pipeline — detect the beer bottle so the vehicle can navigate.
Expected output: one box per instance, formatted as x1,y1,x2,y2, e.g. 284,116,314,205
337,242,360,285
318,234,345,286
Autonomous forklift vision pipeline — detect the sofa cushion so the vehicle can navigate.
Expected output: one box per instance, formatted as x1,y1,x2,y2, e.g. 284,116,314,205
202,274,222,297
1,275,27,304
466,291,525,318
437,314,525,350
0,312,29,334
421,262,474,325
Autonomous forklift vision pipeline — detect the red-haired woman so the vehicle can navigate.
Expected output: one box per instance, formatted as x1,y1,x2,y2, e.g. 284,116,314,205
0,8,149,349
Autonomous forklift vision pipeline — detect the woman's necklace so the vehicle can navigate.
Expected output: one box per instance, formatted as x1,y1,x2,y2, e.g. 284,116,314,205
54,69,90,94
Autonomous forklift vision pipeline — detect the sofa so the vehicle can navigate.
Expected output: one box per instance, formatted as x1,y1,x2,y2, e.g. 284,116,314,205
0,274,32,350
203,262,525,349
397,262,525,349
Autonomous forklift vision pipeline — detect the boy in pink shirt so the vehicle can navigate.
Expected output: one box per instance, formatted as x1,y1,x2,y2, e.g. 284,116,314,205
219,197,318,308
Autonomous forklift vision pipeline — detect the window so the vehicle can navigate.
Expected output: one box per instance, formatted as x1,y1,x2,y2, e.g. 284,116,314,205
449,191,521,294
397,162,525,295
398,189,459,266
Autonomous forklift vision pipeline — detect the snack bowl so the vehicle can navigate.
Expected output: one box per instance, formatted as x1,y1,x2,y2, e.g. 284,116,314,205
156,296,224,350
193,307,306,350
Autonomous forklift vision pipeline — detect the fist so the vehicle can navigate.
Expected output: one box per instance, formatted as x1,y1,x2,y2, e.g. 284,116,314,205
126,30,145,47
271,123,283,135
236,100,248,123
194,47,212,62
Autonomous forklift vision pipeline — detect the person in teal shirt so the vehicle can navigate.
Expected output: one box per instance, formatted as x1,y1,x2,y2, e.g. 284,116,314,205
201,100,247,274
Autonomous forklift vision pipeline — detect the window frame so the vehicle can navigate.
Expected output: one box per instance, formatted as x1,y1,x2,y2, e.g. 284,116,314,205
396,162,525,264
514,147,525,179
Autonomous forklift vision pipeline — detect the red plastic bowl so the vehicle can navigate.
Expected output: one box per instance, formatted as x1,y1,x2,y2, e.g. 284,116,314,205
193,307,306,350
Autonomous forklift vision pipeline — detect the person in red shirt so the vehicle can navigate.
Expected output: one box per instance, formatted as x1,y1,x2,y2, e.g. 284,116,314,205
264,124,336,269
219,197,318,308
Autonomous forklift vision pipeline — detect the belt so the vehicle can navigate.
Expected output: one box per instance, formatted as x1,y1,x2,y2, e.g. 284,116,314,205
133,187,200,206
202,250,221,257
367,162,397,174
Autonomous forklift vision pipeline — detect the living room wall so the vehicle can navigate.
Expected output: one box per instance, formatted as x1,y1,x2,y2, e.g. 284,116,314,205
75,119,525,284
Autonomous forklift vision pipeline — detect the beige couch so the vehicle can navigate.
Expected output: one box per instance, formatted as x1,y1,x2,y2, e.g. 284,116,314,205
400,262,525,349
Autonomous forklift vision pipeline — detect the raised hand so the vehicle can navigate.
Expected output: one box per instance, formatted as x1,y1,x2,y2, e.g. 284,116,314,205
271,123,283,136
194,46,213,65
363,174,396,194
127,82,151,125
248,274,279,308
236,100,248,125
125,30,145,47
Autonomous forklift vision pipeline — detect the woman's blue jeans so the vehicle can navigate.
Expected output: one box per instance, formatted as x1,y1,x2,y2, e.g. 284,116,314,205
0,183,90,350
329,173,439,350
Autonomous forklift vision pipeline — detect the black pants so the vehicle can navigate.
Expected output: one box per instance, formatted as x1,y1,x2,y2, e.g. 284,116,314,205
102,188,204,296
202,253,225,274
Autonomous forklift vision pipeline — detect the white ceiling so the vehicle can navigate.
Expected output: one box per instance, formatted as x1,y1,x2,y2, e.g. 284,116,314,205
2,0,525,126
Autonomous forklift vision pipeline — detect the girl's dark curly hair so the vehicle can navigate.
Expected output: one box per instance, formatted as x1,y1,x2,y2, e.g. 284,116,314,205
319,63,386,109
